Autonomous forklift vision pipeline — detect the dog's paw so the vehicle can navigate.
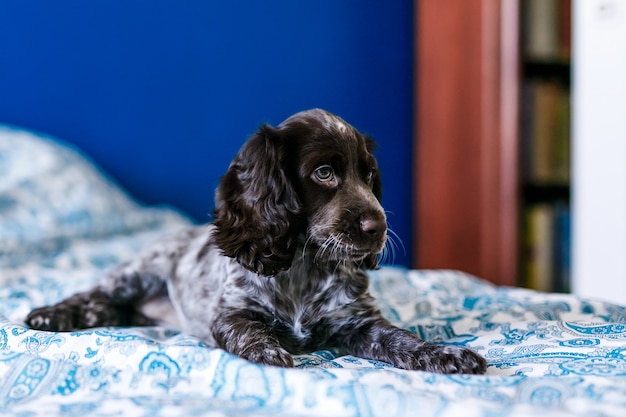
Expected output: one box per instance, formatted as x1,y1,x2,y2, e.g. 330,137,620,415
241,344,294,368
409,344,487,374
26,306,76,331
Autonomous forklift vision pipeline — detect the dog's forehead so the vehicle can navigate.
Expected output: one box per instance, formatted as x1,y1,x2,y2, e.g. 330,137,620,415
319,111,349,133
280,109,360,146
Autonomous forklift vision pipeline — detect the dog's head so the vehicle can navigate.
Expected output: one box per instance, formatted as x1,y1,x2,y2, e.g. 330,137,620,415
213,109,386,275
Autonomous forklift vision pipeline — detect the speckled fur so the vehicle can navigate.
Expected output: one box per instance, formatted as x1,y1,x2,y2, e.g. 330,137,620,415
26,109,487,374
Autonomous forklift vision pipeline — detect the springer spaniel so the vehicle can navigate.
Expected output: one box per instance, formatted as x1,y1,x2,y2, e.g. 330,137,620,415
26,109,487,374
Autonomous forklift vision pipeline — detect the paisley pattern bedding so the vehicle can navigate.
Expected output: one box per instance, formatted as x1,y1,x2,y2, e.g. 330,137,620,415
1,125,626,416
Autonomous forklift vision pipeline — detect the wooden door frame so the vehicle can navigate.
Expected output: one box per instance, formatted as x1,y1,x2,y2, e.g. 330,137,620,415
413,0,519,285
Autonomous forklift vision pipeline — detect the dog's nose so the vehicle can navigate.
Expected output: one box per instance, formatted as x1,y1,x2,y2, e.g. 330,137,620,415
360,216,386,239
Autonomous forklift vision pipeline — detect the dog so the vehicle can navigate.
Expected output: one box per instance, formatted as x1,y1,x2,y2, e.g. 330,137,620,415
26,109,487,374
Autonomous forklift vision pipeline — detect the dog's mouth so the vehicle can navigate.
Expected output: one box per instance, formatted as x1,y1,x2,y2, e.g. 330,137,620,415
303,230,387,262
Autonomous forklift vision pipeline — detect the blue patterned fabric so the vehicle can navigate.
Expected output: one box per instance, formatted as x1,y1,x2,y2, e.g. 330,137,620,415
1,125,626,416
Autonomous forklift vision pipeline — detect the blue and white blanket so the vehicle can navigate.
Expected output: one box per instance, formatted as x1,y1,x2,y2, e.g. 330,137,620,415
1,125,626,416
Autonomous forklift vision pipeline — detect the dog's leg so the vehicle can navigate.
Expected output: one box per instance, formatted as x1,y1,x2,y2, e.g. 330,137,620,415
211,312,294,367
342,317,487,374
25,257,166,331
25,286,156,331
26,227,206,332
25,227,197,331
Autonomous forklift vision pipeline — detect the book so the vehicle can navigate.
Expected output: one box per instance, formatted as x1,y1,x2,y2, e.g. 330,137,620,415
522,204,554,292
553,204,571,293
524,0,571,61
525,0,560,60
521,79,570,184
521,203,571,293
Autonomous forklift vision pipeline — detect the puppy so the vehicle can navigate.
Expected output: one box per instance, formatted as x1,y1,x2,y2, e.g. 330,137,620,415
26,109,487,374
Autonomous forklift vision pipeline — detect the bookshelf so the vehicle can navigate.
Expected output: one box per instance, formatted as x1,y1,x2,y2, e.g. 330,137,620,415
415,0,626,303
518,0,572,293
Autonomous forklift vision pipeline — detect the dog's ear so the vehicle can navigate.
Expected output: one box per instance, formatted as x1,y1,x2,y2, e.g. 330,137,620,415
363,134,383,203
363,134,383,270
213,124,303,275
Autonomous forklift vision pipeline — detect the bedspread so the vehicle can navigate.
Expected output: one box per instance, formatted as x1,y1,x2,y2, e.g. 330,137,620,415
1,125,626,416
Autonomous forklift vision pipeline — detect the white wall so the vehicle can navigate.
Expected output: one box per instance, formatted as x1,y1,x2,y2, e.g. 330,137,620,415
572,0,626,304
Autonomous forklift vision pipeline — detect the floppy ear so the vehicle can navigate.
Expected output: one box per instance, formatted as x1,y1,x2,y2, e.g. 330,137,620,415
213,124,303,275
363,134,383,203
363,172,383,271
363,134,383,270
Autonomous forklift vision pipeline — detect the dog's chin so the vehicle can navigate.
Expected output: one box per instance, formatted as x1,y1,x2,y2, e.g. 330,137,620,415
305,233,386,264
347,250,377,264
321,249,376,265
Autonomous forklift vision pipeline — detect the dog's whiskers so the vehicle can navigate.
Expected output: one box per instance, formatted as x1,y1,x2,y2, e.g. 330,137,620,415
303,224,329,258
302,233,316,258
313,232,347,266
379,227,404,266
313,234,332,264
328,233,344,261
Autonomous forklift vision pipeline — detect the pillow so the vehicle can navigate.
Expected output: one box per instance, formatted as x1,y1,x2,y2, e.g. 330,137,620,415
0,124,191,266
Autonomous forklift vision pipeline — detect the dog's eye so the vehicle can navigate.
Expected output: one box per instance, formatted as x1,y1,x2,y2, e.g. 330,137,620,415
314,165,334,182
366,169,375,183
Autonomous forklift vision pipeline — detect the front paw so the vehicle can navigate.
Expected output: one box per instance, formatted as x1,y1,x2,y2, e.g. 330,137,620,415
240,344,294,368
411,344,487,374
26,306,75,331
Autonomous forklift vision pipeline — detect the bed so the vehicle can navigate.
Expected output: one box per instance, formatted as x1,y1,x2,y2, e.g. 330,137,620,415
1,125,626,417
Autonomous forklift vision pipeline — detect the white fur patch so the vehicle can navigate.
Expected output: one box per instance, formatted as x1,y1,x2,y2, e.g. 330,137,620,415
334,119,348,133
140,296,181,329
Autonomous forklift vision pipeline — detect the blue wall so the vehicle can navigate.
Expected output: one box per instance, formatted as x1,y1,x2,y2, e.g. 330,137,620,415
0,1,413,266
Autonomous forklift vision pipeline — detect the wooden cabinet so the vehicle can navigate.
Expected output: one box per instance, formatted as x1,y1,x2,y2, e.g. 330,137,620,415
413,0,520,286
